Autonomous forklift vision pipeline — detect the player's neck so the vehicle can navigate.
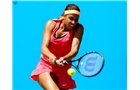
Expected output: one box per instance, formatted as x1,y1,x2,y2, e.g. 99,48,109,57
59,22,69,31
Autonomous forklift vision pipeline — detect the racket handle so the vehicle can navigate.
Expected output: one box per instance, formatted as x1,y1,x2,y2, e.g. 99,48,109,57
54,60,58,65
62,60,69,64
54,60,68,65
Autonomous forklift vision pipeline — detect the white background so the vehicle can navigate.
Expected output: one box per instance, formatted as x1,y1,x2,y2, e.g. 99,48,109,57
0,0,140,90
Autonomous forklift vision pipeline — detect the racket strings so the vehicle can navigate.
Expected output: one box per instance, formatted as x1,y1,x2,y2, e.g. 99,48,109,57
77,53,104,76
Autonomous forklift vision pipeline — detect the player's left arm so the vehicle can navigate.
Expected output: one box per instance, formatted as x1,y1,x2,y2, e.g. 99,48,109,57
63,23,84,61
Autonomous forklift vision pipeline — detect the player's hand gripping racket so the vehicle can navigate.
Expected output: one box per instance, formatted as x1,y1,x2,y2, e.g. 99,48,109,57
57,51,105,77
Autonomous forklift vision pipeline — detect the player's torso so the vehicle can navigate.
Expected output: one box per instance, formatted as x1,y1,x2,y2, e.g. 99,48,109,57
49,20,73,58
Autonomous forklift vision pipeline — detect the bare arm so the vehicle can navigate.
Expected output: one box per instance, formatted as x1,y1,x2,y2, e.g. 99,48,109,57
63,24,84,61
41,20,57,64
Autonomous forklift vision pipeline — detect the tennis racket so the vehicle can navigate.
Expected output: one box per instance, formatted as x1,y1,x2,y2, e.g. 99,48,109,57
57,51,105,77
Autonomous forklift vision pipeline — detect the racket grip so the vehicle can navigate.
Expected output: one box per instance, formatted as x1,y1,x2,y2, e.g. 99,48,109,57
54,60,68,65
62,60,69,64
54,60,58,65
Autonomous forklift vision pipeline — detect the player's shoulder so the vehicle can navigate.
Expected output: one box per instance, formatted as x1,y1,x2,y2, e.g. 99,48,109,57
45,18,60,30
72,23,84,36
46,18,61,25
77,23,84,30
45,19,55,26
74,23,84,32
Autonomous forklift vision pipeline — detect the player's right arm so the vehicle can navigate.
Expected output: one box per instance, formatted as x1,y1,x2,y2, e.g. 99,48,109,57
41,20,57,65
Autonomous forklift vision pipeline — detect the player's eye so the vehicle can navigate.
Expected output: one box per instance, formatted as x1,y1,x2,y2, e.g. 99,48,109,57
69,17,74,21
69,17,78,23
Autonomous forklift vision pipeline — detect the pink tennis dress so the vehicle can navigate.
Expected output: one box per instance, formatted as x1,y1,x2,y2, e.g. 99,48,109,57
30,19,76,89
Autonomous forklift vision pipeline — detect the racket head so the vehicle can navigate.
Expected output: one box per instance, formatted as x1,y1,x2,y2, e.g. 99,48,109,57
75,51,105,77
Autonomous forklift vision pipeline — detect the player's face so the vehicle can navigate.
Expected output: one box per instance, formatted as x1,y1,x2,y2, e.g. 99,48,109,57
64,14,79,30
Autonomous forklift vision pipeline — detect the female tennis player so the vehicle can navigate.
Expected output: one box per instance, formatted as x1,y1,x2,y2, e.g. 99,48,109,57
30,4,84,90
